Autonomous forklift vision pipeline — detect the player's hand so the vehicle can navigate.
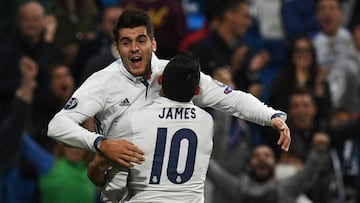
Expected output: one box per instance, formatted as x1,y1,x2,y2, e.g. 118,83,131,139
99,139,145,167
271,117,291,151
88,154,112,186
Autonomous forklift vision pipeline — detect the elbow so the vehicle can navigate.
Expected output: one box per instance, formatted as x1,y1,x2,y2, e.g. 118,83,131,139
47,115,60,140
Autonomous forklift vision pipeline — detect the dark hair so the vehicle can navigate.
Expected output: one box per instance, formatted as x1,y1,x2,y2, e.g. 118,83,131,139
162,51,201,102
289,88,316,105
213,0,248,21
113,8,154,43
316,0,341,8
285,35,318,85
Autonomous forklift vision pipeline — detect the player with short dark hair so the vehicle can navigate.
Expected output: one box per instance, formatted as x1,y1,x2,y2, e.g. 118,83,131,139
118,51,213,202
48,8,290,202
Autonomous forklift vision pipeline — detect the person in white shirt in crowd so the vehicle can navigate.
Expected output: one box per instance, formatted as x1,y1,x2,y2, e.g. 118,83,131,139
312,0,360,112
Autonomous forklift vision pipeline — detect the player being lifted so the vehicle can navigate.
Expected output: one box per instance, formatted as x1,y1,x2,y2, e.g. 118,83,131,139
48,8,291,202
108,51,214,202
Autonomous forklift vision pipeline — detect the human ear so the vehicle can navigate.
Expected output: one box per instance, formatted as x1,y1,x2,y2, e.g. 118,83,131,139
157,74,163,85
194,86,201,95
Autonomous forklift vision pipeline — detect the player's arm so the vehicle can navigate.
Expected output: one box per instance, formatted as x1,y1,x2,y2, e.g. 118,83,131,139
47,76,144,167
194,73,290,150
48,111,144,167
88,154,112,186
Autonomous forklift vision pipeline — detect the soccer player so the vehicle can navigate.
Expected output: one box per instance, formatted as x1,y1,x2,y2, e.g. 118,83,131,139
48,7,289,166
47,8,290,199
112,51,213,202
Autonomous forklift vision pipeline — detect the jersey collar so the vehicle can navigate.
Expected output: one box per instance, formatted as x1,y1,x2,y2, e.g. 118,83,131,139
154,97,194,105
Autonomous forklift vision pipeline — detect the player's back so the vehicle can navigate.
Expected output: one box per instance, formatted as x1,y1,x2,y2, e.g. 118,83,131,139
126,97,214,203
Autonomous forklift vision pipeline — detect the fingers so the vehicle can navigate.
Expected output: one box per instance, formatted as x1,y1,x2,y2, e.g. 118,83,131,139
120,153,144,165
278,128,291,151
101,139,145,168
117,159,134,168
127,142,144,155
272,117,291,151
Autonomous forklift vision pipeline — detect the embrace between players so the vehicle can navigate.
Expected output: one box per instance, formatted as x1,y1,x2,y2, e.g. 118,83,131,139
47,8,290,203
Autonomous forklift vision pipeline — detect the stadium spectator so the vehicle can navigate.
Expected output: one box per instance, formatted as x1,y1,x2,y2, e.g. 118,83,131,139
0,1,61,122
32,64,75,152
78,5,123,83
187,2,272,201
327,107,360,202
21,137,97,203
189,0,269,94
207,133,330,203
312,0,360,112
0,56,38,176
269,36,332,121
350,17,360,56
49,0,98,79
0,53,38,202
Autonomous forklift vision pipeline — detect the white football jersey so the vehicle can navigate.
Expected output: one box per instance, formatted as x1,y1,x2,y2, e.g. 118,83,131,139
48,53,283,152
115,97,214,203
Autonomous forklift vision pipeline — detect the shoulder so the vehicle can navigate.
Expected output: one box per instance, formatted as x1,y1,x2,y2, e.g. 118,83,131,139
151,53,169,73
194,105,214,123
84,60,123,85
338,27,352,38
312,32,326,42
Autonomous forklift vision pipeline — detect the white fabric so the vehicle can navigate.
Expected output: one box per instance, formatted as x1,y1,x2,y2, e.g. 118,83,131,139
109,97,214,202
313,27,355,67
48,53,282,152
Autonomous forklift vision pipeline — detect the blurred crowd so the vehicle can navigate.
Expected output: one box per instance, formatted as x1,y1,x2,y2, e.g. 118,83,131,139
0,0,359,202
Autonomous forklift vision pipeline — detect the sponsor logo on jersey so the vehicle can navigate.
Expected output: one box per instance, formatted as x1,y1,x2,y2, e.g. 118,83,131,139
63,97,78,110
119,98,131,106
224,86,233,94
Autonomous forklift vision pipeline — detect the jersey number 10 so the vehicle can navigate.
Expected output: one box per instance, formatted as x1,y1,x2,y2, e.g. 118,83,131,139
149,128,198,184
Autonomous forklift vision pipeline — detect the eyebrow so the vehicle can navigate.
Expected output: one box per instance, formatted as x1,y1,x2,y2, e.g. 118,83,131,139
119,34,148,42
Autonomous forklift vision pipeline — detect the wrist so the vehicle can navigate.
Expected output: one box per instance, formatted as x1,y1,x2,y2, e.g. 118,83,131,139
94,136,106,153
271,112,287,121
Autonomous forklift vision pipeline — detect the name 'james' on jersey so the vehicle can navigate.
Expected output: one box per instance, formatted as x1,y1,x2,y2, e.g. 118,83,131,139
118,97,214,203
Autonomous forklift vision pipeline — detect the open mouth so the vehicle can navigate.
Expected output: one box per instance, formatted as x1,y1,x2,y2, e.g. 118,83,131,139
130,56,142,66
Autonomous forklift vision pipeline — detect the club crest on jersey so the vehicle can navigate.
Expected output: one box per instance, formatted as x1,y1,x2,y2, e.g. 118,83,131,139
224,86,233,94
63,97,78,110
119,98,131,106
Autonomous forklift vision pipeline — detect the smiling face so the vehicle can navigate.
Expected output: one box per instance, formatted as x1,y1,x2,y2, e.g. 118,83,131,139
249,145,275,183
289,93,317,130
115,26,156,78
